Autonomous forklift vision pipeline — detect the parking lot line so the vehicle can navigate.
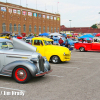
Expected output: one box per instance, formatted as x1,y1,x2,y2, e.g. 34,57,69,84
71,57,88,58
89,58,100,59
47,75,64,77
71,61,92,63
52,65,80,69
0,87,26,92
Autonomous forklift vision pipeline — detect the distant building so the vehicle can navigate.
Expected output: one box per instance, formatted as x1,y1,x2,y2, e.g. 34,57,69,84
60,25,100,34
0,2,60,35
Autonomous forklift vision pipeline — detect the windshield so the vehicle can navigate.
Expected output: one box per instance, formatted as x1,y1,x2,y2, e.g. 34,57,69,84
44,40,52,45
0,42,13,49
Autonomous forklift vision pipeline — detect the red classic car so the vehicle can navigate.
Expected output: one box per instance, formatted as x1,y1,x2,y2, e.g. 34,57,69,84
74,37,100,52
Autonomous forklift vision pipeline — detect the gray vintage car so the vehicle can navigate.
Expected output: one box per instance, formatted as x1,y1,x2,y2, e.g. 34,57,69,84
0,38,52,83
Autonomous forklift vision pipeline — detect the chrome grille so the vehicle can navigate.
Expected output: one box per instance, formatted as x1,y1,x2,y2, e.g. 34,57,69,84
39,57,44,72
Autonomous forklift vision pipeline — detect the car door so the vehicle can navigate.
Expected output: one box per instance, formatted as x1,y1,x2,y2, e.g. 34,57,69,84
32,40,45,56
0,42,6,71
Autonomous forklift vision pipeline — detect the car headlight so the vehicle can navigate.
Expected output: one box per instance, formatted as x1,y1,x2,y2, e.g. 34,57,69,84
43,57,47,61
31,58,39,63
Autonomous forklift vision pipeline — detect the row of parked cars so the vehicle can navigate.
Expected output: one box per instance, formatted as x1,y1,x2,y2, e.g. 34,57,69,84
0,34,72,83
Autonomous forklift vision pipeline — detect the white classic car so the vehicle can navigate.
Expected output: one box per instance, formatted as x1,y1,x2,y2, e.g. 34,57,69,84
0,38,52,83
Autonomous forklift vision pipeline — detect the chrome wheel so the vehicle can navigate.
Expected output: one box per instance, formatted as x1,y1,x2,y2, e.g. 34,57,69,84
51,56,60,64
79,47,85,52
15,68,27,82
13,66,31,83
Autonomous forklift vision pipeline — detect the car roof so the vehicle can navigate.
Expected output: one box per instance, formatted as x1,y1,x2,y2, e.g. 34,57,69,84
0,38,11,42
32,37,53,41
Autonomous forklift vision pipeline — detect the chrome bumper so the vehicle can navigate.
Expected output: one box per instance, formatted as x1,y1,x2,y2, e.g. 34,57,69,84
36,69,53,77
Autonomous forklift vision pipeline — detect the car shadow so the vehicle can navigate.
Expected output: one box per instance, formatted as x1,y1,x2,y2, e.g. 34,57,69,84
0,75,49,84
75,50,100,53
0,76,14,82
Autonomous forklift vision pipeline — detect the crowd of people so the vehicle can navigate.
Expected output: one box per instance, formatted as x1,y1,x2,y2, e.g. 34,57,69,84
50,35,70,48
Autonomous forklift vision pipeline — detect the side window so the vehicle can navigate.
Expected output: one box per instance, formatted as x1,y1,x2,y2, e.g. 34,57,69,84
34,40,43,45
0,43,2,49
0,42,8,49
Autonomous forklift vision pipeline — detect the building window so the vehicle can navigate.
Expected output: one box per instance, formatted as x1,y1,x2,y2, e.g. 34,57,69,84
43,26,45,33
2,23,6,32
34,25,37,33
29,25,31,32
9,23,12,32
58,27,59,32
54,27,56,32
14,24,17,31
51,27,53,33
23,24,26,32
47,26,49,32
39,26,41,33
18,24,21,33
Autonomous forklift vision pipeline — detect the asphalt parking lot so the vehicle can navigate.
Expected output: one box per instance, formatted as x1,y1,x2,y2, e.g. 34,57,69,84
1,49,100,100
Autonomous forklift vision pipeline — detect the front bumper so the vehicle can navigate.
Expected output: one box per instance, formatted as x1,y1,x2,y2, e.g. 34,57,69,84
36,69,53,77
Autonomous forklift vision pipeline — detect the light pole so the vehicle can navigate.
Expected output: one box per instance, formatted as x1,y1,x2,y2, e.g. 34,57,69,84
20,0,21,5
69,20,72,33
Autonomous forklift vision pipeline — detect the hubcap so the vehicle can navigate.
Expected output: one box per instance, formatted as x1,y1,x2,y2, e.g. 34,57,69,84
52,56,58,63
81,48,84,51
15,68,27,81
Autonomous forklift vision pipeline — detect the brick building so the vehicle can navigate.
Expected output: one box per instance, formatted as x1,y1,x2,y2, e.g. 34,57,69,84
0,2,60,35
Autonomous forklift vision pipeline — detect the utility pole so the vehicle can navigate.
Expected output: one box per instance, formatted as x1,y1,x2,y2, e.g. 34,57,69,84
20,0,21,5
69,20,72,33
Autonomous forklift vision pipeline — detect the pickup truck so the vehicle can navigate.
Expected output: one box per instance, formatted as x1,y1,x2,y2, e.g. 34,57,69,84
32,37,71,64
74,42,100,52
74,37,100,52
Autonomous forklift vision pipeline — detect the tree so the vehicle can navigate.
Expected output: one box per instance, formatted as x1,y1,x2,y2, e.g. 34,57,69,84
91,24,98,29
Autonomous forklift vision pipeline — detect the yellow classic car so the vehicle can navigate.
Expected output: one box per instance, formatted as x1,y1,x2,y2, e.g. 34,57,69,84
0,33,10,39
32,37,71,64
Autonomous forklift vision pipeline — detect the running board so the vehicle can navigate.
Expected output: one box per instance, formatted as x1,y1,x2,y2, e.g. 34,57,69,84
0,74,11,77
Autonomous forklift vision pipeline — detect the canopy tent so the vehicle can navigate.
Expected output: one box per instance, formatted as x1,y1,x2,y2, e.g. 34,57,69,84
93,33,97,36
73,33,79,36
84,38,92,40
39,33,49,36
61,33,67,37
66,33,71,35
78,34,94,39
49,33,61,36
96,33,100,36
67,34,72,36
0,31,12,35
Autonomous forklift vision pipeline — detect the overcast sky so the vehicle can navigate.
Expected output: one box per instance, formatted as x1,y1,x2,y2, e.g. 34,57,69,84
1,0,100,27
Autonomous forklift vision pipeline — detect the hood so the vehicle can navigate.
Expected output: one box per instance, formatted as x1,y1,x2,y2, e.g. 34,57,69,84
45,45,70,52
13,38,37,52
1,49,34,56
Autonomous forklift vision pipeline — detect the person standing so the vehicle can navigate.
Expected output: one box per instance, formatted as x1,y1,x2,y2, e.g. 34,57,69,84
65,37,69,48
50,35,53,44
59,38,63,46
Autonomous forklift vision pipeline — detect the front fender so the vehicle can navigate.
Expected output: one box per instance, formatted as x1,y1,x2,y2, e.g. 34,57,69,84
44,60,51,71
1,60,38,77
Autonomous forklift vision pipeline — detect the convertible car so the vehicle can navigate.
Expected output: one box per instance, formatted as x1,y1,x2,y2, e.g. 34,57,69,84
0,38,52,83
